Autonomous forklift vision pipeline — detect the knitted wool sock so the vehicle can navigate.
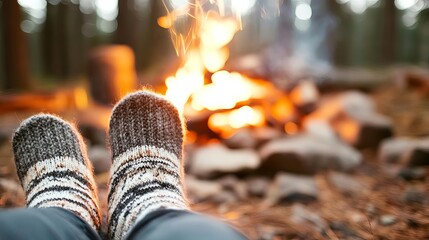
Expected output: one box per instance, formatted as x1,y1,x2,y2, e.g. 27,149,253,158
12,114,101,231
108,91,188,240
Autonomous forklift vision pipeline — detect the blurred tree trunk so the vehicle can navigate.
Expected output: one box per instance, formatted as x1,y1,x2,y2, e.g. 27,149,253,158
419,9,429,66
116,0,173,72
116,0,140,69
43,1,82,82
382,0,396,64
62,2,84,80
1,0,32,90
116,0,134,45
43,2,62,80
145,0,172,66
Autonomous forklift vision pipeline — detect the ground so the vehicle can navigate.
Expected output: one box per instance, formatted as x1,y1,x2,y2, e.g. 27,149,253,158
0,84,428,240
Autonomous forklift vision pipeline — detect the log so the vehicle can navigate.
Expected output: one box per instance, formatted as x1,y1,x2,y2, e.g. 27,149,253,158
0,88,87,114
88,45,138,105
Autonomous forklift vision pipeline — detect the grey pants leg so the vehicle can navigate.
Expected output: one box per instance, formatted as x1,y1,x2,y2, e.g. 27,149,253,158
0,207,101,240
125,209,248,240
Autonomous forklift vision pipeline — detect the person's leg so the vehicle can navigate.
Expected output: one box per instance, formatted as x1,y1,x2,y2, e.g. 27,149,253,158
125,209,247,240
108,91,247,240
0,208,100,240
0,114,102,240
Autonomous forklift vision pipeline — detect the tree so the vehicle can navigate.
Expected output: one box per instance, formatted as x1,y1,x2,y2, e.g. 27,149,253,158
1,0,32,90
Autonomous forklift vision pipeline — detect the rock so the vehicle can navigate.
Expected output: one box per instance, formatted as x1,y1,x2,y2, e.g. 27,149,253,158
185,176,223,202
379,215,397,226
304,120,338,142
304,91,393,149
290,204,327,232
379,137,429,166
218,175,248,200
187,176,248,204
405,147,429,166
222,128,257,149
304,91,375,124
398,167,426,181
340,91,376,115
259,134,362,175
334,112,393,149
289,80,320,114
378,138,417,164
328,172,365,196
223,127,282,149
264,173,318,205
246,176,270,197
211,190,239,204
88,146,112,174
402,187,427,204
190,143,260,178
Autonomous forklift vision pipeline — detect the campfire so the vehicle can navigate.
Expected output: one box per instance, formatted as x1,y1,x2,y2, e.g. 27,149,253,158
151,0,392,152
155,1,301,140
1,1,429,239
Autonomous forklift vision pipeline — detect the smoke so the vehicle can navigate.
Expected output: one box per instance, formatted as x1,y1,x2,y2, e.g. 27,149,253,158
267,0,337,85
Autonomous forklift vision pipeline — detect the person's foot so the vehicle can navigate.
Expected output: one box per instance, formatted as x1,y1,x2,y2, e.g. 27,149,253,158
12,114,101,230
108,91,188,240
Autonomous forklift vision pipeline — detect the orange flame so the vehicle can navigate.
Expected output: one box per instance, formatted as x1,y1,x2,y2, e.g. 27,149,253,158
190,71,267,111
163,6,241,112
208,106,265,137
161,0,274,137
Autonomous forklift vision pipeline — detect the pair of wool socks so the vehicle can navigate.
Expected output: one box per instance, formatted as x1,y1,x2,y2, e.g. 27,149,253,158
12,91,188,239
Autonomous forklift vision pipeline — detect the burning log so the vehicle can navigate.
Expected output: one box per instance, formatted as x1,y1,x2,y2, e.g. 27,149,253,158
88,45,137,105
0,87,88,114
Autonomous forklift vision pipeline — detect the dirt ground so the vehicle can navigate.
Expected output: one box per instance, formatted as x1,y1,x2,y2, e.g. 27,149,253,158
1,85,429,240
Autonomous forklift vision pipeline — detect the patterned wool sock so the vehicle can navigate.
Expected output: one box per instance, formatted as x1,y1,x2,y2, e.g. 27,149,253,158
108,91,188,240
12,114,101,231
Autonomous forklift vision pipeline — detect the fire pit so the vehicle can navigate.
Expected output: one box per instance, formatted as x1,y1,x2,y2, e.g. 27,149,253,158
1,0,429,239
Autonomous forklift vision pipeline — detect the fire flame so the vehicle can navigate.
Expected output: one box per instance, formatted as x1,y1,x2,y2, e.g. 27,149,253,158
160,0,275,136
208,106,265,137
162,7,242,112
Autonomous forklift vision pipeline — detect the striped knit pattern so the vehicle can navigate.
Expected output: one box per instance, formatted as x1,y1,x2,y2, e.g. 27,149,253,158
108,91,188,240
12,114,101,231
